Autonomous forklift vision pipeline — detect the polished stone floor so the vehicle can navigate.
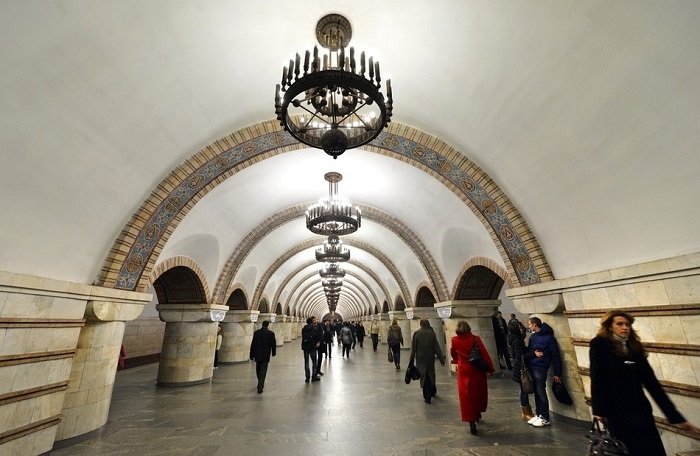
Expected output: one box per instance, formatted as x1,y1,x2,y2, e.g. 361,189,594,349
50,342,590,455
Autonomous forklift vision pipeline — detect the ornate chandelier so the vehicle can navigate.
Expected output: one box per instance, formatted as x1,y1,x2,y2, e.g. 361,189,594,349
306,172,360,236
315,234,350,262
275,14,393,159
319,263,345,279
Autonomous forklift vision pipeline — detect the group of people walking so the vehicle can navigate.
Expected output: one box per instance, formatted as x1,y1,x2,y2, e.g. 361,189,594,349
246,310,697,454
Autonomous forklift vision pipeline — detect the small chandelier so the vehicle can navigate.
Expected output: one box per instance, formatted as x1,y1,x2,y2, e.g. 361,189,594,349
320,263,345,279
306,172,361,236
275,13,393,159
315,234,350,262
322,278,343,288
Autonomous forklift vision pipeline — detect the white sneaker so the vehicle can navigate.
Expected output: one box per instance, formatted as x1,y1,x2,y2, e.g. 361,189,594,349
531,416,551,427
527,415,540,425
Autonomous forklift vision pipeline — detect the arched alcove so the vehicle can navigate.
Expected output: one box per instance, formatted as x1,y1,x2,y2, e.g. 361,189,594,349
394,295,406,311
225,288,247,310
454,265,504,300
152,266,206,304
381,301,389,313
258,298,270,313
415,286,437,307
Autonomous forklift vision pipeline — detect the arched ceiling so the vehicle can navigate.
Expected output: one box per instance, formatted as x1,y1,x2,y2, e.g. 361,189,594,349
2,2,700,318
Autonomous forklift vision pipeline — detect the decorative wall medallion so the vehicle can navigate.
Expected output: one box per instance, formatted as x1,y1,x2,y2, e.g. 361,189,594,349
188,175,204,189
164,197,181,214
215,157,229,168
382,135,400,148
125,254,143,273
481,199,497,215
412,146,426,158
440,161,451,174
500,224,515,241
461,178,475,192
516,254,530,272
144,224,160,240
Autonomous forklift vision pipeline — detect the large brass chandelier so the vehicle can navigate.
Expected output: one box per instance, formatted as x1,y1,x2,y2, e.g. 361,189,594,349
275,14,393,159
315,234,350,262
306,172,360,236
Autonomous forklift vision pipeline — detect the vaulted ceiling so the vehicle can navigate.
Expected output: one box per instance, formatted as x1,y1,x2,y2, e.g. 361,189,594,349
2,1,699,319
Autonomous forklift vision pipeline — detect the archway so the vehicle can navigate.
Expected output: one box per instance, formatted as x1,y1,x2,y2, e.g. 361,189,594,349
415,286,437,307
225,288,247,310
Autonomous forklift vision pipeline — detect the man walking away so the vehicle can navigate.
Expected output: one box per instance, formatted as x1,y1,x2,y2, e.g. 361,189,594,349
524,317,562,427
301,317,321,382
249,320,276,393
409,320,446,404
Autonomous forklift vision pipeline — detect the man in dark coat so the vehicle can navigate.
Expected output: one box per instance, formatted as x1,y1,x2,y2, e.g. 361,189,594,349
409,320,445,404
491,310,512,369
524,317,562,427
301,317,321,383
249,320,276,394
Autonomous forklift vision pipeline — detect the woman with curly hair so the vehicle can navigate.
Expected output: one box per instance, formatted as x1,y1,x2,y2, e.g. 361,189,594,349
589,310,698,455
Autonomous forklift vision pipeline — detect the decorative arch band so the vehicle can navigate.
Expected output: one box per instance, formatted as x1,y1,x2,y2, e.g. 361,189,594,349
100,121,551,292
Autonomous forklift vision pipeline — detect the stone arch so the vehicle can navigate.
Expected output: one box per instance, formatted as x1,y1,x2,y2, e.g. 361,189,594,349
382,301,389,313
452,257,512,299
151,265,207,304
213,204,448,305
415,285,437,308
454,265,505,300
275,303,282,315
395,295,406,311
98,121,551,294
258,297,270,313
225,287,248,310
250,238,411,315
148,256,210,301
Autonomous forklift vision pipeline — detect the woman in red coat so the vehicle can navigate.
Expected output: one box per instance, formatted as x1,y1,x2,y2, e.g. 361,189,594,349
450,320,495,435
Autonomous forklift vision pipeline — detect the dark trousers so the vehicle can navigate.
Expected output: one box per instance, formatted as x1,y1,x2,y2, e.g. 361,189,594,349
390,344,401,367
303,348,317,380
256,362,269,391
422,375,437,402
342,343,351,358
214,350,219,367
519,382,531,407
531,367,549,420
357,335,364,348
314,349,324,375
371,333,379,352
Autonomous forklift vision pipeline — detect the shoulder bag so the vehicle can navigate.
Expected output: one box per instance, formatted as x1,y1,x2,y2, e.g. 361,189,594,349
587,418,629,456
388,347,394,363
467,337,489,372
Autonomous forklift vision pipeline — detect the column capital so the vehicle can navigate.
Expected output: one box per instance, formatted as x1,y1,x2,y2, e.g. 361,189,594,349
388,310,407,321
85,290,152,322
223,309,260,323
156,303,229,323
257,312,277,323
434,300,500,319
405,307,438,320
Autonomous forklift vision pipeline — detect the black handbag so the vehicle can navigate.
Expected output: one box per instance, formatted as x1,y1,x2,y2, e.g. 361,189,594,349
388,348,394,363
552,379,573,405
405,363,421,384
587,418,629,456
467,338,489,372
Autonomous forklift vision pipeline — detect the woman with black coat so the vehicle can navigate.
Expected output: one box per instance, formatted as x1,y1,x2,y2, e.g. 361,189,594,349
509,321,533,422
589,310,698,455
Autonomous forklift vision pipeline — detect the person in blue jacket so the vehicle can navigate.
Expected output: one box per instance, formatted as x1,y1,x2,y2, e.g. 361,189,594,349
524,317,562,427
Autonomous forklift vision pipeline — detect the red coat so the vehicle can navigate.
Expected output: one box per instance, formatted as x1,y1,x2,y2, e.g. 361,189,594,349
450,333,494,422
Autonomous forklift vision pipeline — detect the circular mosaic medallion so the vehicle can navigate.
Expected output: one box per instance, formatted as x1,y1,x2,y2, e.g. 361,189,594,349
125,254,144,273
516,254,531,272
382,135,400,149
242,143,256,155
215,156,229,168
500,224,515,241
461,178,475,192
164,197,181,214
412,146,426,158
188,175,204,189
482,199,497,215
144,224,160,240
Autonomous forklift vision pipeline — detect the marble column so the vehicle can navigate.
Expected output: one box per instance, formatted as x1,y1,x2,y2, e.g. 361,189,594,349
55,291,150,443
434,300,500,374
283,316,293,343
388,310,412,350
156,304,228,386
219,309,259,363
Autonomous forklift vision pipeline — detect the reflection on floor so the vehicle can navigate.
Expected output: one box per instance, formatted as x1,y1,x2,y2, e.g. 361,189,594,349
50,342,589,455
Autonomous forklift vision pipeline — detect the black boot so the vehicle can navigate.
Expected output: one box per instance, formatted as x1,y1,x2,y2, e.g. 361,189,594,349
469,421,477,435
